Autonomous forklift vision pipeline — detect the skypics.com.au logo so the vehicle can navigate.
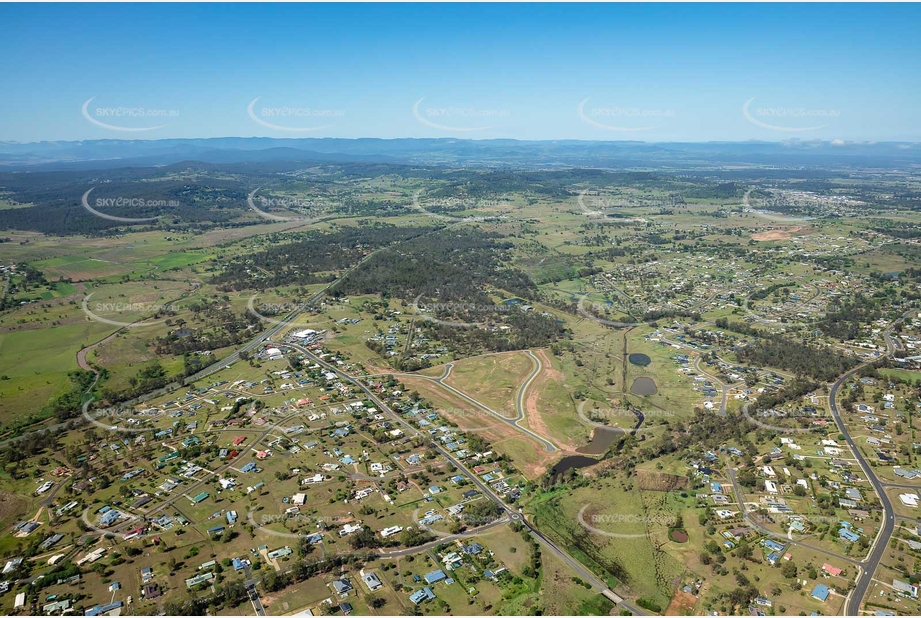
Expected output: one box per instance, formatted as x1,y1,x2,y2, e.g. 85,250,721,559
245,511,369,541
247,98,344,132
245,294,329,329
742,97,840,133
81,187,164,224
81,293,181,328
246,188,321,222
411,190,509,224
578,98,675,133
576,400,676,429
741,402,831,435
82,399,167,434
410,296,519,329
412,97,509,133
576,188,672,218
82,97,179,132
577,506,677,539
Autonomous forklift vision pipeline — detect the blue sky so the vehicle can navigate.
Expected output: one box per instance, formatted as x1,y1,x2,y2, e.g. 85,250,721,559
1,3,919,143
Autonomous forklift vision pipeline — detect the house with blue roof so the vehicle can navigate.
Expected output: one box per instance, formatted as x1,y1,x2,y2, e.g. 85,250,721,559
763,539,785,552
424,570,446,585
241,462,257,473
85,601,123,616
811,584,830,602
100,510,121,527
463,543,484,555
839,528,860,543
409,587,436,604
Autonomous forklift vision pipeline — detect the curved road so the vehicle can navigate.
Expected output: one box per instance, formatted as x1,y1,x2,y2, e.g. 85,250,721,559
272,340,645,615
386,353,558,452
828,310,912,615
722,309,915,616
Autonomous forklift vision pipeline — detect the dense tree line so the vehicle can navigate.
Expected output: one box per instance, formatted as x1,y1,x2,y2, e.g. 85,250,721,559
749,377,821,413
211,224,434,291
333,227,566,352
0,177,250,235
713,317,765,338
417,311,566,356
99,362,173,404
335,228,536,301
2,428,60,464
737,337,857,382
817,295,883,341
151,301,263,356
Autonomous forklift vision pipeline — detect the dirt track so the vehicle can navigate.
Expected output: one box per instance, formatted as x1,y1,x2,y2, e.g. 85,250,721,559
76,330,121,372
751,225,807,241
521,349,575,450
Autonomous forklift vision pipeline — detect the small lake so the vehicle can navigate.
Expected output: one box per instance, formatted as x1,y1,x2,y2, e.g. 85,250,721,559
576,427,623,455
669,529,689,543
628,353,651,366
631,377,658,395
551,455,600,478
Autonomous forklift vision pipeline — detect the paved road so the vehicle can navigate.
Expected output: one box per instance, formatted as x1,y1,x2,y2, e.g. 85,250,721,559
275,340,646,616
658,333,735,415
375,353,558,452
244,581,266,616
694,356,731,415
438,352,557,452
725,468,861,566
0,251,382,451
837,309,914,615
726,309,916,616
183,250,380,387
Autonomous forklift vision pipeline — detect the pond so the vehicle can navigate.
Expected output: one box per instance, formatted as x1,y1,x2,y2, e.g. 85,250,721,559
576,427,622,455
551,455,600,478
630,376,658,395
628,353,651,366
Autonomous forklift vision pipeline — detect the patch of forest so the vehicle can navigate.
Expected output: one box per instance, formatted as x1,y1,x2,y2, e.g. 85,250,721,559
736,337,857,382
816,295,883,341
211,223,436,291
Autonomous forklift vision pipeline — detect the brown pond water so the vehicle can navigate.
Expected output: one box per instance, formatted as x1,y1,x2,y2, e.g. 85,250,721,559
630,376,658,395
576,426,622,455
551,455,600,478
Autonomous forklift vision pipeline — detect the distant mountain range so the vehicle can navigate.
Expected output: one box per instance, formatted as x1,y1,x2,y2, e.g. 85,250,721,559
0,137,918,170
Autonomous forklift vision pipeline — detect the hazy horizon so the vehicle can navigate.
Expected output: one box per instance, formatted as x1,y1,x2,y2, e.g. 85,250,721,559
2,3,919,143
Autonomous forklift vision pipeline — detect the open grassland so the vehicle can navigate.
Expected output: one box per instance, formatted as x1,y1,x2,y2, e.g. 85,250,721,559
432,350,535,419
518,348,590,450
625,327,701,418
0,321,114,429
397,375,560,479
528,476,689,609
878,367,921,383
